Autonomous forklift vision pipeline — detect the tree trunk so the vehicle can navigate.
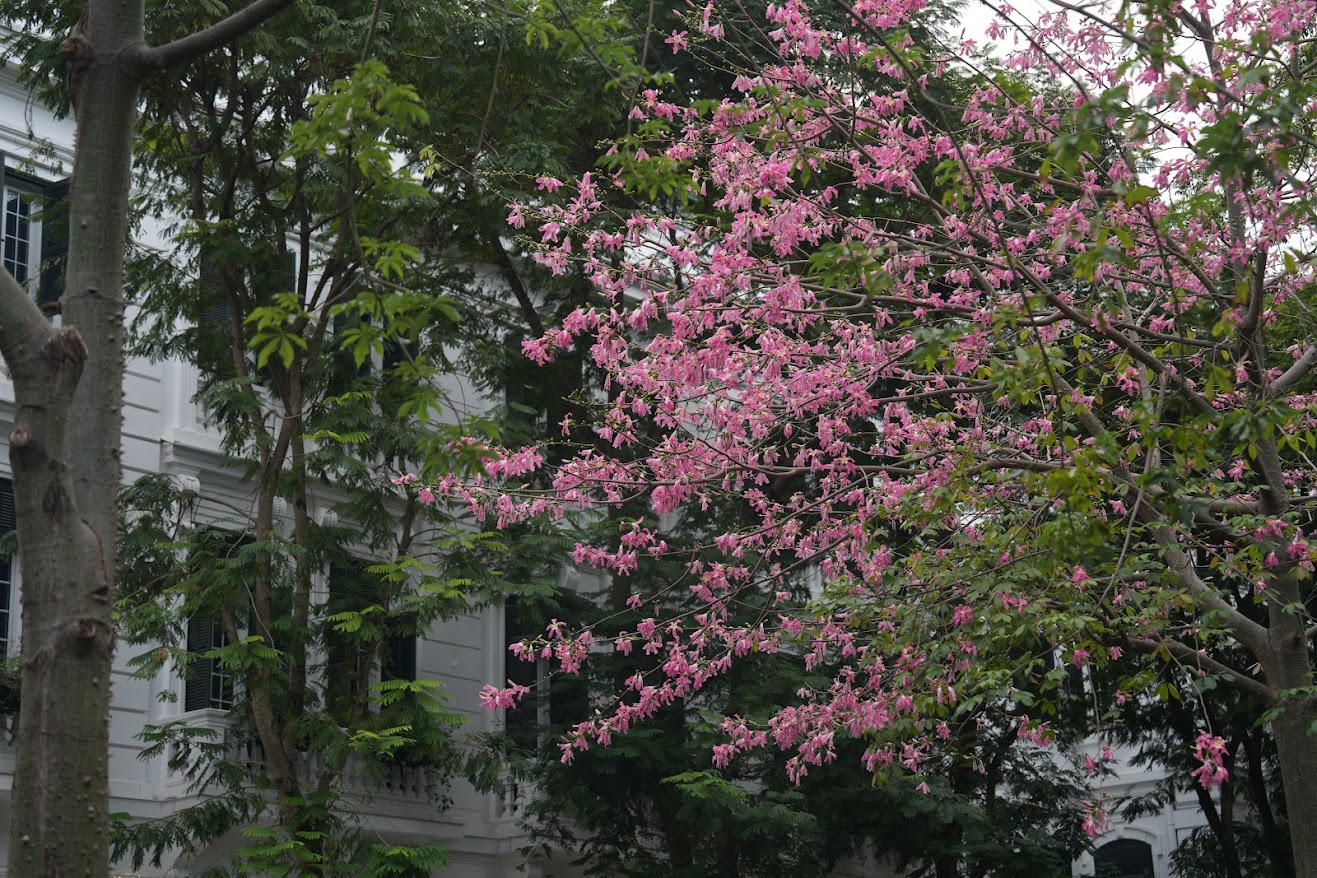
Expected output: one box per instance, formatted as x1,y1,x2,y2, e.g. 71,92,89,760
1272,705,1317,878
0,2,293,873
1260,557,1317,878
4,4,144,872
6,326,114,875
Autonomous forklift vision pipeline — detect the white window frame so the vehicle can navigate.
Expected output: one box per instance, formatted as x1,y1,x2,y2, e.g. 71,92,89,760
0,552,16,660
1,176,44,291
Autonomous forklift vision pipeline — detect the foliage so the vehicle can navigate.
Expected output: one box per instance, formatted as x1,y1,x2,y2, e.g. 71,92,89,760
83,0,627,870
114,475,503,875
1107,647,1293,877
498,439,1095,876
418,2,1109,872
452,0,1317,875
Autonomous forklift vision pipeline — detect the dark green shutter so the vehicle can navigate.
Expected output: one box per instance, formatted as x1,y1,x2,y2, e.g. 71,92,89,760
0,479,15,536
184,616,215,712
384,633,417,682
37,178,69,308
504,599,541,748
198,240,229,326
324,563,361,721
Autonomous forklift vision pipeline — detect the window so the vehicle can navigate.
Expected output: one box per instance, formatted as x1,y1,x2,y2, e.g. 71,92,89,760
503,333,579,448
1,162,68,307
1042,644,1088,700
184,616,233,711
325,562,417,722
503,598,587,750
197,238,295,329
1094,838,1155,878
181,530,253,711
2,185,34,284
384,630,417,682
503,598,543,749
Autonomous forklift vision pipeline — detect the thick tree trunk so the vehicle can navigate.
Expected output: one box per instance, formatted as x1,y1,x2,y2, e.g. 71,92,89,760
0,3,293,873
1271,701,1317,877
6,327,114,875
1261,559,1317,878
4,4,144,873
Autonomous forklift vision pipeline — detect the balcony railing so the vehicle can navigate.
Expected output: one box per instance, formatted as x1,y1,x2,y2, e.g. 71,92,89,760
225,728,432,804
495,772,532,820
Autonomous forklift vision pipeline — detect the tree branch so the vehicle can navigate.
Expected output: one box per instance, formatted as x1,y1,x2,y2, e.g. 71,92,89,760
0,269,57,380
1121,635,1275,704
134,0,297,71
496,238,546,339
1143,519,1271,655
1267,345,1317,399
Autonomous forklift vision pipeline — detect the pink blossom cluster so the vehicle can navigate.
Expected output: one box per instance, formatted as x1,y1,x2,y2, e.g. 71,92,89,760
450,0,1317,805
1190,732,1231,790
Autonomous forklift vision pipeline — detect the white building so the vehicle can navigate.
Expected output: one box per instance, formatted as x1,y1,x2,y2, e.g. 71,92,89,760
1072,740,1214,878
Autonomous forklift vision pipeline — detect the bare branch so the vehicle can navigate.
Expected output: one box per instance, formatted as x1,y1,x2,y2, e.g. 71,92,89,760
1121,634,1275,704
968,457,1063,475
1268,345,1317,399
1204,498,1260,515
134,0,297,71
0,269,57,380
1148,521,1270,655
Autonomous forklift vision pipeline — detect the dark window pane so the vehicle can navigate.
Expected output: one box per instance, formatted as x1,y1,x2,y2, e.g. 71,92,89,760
1094,839,1155,878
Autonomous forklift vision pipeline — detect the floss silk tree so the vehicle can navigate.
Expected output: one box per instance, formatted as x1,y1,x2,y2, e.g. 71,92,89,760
428,0,1317,874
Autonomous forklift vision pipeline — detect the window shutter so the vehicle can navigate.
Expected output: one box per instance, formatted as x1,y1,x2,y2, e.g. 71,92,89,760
198,241,229,326
382,336,406,373
503,600,539,690
549,669,588,730
184,616,214,712
324,563,362,721
384,633,417,682
503,600,542,748
0,478,15,536
0,479,14,658
37,178,69,308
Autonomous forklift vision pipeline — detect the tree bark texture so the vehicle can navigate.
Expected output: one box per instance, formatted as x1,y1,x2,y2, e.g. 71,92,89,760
3,4,143,872
1263,617,1317,878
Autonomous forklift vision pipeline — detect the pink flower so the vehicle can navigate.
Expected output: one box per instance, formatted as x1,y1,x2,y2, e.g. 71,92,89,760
479,682,530,711
1081,799,1108,837
1191,732,1230,789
